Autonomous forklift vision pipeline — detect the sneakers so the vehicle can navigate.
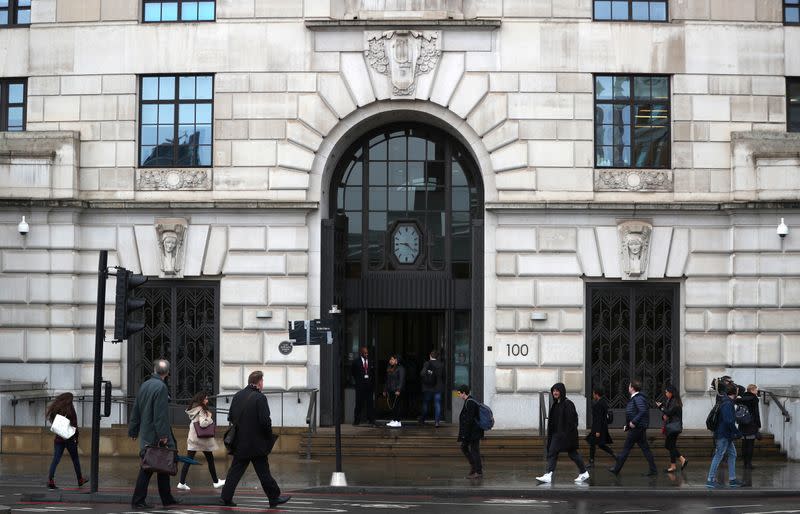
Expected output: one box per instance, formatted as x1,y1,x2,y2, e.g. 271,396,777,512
535,471,552,483
47,479,57,490
574,471,590,483
386,420,402,428
729,479,743,488
705,480,719,489
77,477,89,487
213,479,226,488
176,483,190,491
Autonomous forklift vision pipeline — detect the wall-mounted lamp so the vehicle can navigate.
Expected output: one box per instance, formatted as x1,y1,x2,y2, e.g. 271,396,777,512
18,216,29,236
256,310,273,319
777,218,789,238
530,312,548,321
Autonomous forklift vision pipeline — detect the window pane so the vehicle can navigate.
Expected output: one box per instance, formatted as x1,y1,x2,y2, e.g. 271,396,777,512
427,139,443,160
634,76,652,99
388,162,406,186
344,161,363,187
596,125,614,146
650,1,667,21
651,77,669,99
594,1,611,19
407,162,424,210
198,2,215,20
787,7,799,22
596,146,613,167
142,77,159,100
452,161,468,186
368,211,387,233
369,135,387,160
198,145,212,166
408,136,426,160
453,187,470,211
159,76,175,100
595,103,613,124
388,134,406,160
0,12,7,25
19,0,31,5
141,146,155,164
613,125,631,146
7,107,23,129
613,104,631,124
788,106,800,132
595,76,613,99
634,126,669,167
17,9,30,24
142,105,158,124
369,162,387,186
179,104,195,124
0,0,9,7
369,187,387,211
388,186,406,211
179,76,196,99
611,0,628,19
613,76,630,99
158,125,173,145
8,83,23,103
178,124,195,141
196,76,213,99
141,125,158,145
195,103,212,123
181,1,198,20
143,3,161,21
344,187,362,210
614,146,631,167
162,2,178,20
197,124,212,144
632,1,649,20
158,104,174,123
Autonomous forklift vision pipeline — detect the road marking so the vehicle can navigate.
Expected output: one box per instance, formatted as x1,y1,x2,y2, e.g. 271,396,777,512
484,499,561,504
604,511,660,514
742,511,800,514
707,506,763,510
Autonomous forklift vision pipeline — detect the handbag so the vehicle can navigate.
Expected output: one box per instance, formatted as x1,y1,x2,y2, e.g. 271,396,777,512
50,414,76,440
141,444,178,475
193,420,216,438
665,419,683,435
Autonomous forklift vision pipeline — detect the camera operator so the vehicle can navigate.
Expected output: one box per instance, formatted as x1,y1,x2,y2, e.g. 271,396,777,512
712,376,745,404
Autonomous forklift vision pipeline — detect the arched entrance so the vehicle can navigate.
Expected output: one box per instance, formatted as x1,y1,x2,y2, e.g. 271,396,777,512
320,123,485,425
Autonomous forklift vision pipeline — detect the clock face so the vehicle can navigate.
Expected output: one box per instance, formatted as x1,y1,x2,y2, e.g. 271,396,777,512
393,224,421,264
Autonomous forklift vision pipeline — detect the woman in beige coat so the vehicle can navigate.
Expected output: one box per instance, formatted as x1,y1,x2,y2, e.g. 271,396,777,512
177,392,225,490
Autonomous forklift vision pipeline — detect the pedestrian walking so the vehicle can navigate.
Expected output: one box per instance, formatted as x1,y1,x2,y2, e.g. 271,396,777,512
586,387,615,468
383,355,406,428
706,383,743,488
456,384,484,479
536,383,590,484
419,350,444,427
219,371,290,508
608,379,657,477
129,359,181,509
657,385,687,473
45,393,88,490
177,392,225,491
736,384,761,470
351,346,376,426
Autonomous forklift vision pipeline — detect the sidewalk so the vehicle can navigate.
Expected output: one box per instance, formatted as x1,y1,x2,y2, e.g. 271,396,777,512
4,453,799,503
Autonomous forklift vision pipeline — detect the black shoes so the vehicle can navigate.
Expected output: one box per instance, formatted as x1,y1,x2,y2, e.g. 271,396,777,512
269,495,291,508
162,499,182,507
131,502,153,509
643,470,658,477
219,499,237,507
607,466,620,475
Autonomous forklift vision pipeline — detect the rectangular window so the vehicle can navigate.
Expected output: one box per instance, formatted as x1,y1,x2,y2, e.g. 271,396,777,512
0,79,26,131
1,0,31,26
789,78,800,133
594,75,671,169
787,0,800,24
142,0,215,22
594,0,667,21
139,75,213,168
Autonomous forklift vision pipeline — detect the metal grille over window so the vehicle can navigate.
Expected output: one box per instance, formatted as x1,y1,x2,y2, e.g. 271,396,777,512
139,75,213,168
0,79,26,132
0,0,30,26
143,0,215,22
594,0,667,21
594,75,671,169
789,78,800,133
786,0,800,24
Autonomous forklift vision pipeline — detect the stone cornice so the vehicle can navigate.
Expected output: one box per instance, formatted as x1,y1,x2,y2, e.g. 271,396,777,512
304,19,501,30
485,201,800,212
0,199,320,211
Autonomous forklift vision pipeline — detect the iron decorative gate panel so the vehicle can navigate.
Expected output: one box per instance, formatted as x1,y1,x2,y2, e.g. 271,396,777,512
588,283,678,412
129,282,219,423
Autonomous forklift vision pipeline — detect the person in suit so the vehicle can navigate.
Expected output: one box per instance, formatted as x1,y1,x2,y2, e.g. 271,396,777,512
536,383,589,484
350,346,376,426
419,350,445,427
657,384,687,473
456,384,484,479
608,379,657,477
736,384,761,470
586,386,615,468
219,371,290,508
129,359,180,509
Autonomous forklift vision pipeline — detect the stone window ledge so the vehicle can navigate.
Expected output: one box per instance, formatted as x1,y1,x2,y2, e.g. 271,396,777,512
594,168,673,192
305,19,500,30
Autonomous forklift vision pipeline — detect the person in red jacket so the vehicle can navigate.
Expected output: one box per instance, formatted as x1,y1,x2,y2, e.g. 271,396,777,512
46,393,88,489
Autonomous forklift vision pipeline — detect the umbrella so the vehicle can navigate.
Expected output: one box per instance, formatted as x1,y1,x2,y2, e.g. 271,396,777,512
177,454,201,465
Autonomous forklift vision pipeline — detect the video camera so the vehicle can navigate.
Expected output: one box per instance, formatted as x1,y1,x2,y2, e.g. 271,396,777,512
710,375,745,397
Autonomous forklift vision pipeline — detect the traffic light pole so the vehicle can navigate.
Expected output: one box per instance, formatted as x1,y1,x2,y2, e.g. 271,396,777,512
90,250,108,494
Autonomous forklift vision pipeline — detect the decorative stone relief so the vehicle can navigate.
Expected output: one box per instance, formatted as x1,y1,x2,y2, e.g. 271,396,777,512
618,221,653,280
594,169,672,192
137,169,212,191
365,30,441,97
155,218,188,278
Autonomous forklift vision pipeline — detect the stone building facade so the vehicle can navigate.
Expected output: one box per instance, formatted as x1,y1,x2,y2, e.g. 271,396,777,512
1,0,799,431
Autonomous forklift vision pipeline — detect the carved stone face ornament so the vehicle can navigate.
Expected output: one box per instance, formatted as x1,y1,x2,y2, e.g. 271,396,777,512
618,221,652,280
155,219,187,278
366,30,441,97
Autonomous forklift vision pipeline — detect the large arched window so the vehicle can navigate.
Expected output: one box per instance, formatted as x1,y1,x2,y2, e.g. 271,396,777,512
333,124,481,278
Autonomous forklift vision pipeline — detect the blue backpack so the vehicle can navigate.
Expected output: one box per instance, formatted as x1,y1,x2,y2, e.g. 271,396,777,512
469,398,495,430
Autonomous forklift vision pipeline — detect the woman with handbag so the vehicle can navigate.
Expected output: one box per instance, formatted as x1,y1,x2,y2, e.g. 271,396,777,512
657,385,687,473
46,392,88,489
177,392,225,490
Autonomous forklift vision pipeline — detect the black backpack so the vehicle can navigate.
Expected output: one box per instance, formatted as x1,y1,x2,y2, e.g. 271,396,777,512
735,403,753,425
706,403,722,431
421,363,437,387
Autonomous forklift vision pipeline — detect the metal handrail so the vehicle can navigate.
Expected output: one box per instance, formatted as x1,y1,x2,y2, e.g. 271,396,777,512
305,389,318,460
761,390,792,423
538,390,549,437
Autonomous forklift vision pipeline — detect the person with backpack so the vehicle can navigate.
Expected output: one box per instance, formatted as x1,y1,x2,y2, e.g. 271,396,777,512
419,350,444,427
536,383,589,484
608,379,657,477
456,384,484,479
656,385,687,473
736,384,761,470
706,383,743,488
586,386,615,468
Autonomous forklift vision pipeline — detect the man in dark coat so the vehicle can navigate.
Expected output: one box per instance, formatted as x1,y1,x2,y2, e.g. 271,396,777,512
586,386,615,467
707,383,743,488
219,371,290,508
608,379,657,476
536,383,589,483
736,383,761,469
456,384,484,479
350,346,376,426
419,350,445,427
129,359,180,509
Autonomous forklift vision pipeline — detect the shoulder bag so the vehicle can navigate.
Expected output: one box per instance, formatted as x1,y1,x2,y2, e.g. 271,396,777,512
50,414,77,440
665,419,683,435
193,410,216,438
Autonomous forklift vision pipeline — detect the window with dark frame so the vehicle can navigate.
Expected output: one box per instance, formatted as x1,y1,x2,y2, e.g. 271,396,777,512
0,0,31,26
139,75,213,168
594,75,671,169
789,78,800,133
0,79,26,132
594,0,667,21
787,0,800,24
142,0,215,22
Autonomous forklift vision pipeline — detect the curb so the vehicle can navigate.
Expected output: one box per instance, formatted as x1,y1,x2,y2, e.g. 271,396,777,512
0,506,9,514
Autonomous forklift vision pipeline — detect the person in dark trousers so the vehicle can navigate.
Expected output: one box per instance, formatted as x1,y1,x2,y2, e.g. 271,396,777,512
608,379,657,477
737,383,761,470
219,371,290,508
536,383,590,484
706,383,743,488
383,355,406,428
656,384,687,473
46,393,88,489
586,387,615,468
456,384,484,479
129,359,180,509
419,350,444,427
351,346,376,426
177,391,225,491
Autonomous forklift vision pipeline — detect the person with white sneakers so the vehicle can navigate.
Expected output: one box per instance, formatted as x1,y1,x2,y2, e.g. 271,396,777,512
383,354,405,428
536,383,590,485
177,391,225,491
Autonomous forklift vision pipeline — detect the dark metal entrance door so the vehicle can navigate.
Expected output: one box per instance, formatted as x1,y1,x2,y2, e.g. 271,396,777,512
587,283,678,425
128,282,219,423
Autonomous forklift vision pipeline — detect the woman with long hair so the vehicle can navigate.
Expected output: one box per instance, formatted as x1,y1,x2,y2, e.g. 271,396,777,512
45,392,87,489
383,354,406,427
657,385,687,473
177,391,225,490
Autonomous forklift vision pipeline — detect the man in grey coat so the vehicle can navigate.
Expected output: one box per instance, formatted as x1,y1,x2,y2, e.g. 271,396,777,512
129,359,180,509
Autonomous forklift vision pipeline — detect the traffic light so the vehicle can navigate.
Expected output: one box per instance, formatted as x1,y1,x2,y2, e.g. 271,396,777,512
113,268,147,341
